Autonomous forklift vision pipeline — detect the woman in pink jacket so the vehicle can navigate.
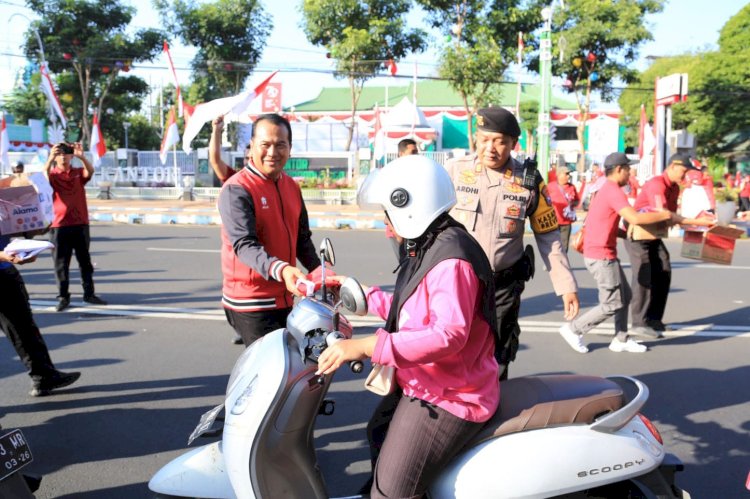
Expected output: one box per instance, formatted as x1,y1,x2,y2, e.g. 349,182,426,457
317,156,500,499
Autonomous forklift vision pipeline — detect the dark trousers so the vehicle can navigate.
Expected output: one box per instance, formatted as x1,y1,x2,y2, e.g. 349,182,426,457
625,239,671,327
740,196,750,212
0,266,56,380
367,391,483,499
224,307,292,346
559,224,572,252
49,225,95,299
494,276,525,381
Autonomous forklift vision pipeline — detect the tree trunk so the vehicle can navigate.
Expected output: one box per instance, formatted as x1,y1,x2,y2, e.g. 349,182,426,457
345,75,363,152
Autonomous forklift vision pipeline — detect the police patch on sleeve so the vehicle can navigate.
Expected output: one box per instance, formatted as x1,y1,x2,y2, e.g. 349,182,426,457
529,180,560,233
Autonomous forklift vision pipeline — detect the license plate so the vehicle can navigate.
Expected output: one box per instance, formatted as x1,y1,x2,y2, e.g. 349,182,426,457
0,429,33,481
187,404,224,446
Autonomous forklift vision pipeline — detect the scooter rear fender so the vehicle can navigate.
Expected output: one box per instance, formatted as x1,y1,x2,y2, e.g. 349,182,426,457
430,416,664,499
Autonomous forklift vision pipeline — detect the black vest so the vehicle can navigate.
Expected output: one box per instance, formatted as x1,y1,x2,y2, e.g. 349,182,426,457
384,216,499,354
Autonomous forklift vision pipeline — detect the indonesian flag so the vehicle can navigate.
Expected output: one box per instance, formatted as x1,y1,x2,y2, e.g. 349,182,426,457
386,59,397,76
518,32,524,64
182,71,278,152
160,107,180,164
163,40,184,117
183,102,195,124
0,113,10,170
89,113,107,167
638,104,655,159
373,104,385,161
39,62,67,129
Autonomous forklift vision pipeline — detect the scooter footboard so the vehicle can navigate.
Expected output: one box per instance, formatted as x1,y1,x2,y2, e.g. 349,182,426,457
149,441,235,499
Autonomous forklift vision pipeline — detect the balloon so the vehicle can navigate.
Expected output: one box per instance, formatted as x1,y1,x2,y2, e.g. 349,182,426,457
115,61,124,69
102,66,110,74
590,72,599,82
224,63,234,71
563,79,573,88
586,52,596,63
63,53,72,60
572,57,582,68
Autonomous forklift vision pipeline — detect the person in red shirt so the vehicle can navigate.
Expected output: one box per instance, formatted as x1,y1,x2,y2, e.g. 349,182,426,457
740,173,750,212
624,153,715,337
548,167,580,251
44,142,106,312
558,153,672,354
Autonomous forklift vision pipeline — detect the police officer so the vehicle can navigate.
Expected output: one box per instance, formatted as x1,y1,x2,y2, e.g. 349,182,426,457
444,107,579,379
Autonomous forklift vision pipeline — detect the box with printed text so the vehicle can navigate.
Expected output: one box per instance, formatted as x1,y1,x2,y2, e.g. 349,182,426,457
680,225,745,265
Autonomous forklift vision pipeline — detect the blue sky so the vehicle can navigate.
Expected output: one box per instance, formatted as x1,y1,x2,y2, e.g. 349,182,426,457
1,0,747,108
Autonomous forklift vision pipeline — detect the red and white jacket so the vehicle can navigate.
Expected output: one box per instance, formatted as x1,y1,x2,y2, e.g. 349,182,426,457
218,164,318,312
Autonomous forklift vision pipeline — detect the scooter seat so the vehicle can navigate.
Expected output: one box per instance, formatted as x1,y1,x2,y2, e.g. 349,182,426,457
465,375,624,448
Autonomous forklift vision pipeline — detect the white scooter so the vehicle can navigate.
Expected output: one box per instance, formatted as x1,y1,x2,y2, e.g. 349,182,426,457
150,239,690,499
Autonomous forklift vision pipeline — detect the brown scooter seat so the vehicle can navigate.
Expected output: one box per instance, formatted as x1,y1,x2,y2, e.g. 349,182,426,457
466,375,625,448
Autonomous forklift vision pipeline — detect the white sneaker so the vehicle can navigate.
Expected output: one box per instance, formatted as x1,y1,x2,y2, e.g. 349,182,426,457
559,324,589,353
609,338,647,353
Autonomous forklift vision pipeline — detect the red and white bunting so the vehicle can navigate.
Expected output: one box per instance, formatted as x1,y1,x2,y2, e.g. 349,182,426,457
163,41,184,117
39,63,67,129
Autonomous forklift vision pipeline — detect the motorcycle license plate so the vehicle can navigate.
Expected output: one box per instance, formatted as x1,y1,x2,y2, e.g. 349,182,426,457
187,404,224,446
0,429,33,481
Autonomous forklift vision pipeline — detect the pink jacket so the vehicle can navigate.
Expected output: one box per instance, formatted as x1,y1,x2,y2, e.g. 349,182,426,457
368,259,500,422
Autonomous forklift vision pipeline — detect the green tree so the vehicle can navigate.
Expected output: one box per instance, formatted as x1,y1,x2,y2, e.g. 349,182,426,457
418,0,543,150
155,0,272,100
684,4,750,155
1,71,48,125
24,0,165,147
545,0,664,169
302,0,427,150
617,54,701,148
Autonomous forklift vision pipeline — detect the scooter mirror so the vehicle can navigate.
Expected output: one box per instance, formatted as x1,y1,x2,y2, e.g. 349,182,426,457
339,277,368,316
319,238,335,267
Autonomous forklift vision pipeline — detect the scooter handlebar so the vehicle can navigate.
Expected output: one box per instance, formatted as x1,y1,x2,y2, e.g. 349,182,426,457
325,331,364,374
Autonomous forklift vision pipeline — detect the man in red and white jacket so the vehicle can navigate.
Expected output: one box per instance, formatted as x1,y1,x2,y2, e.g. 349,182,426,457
217,114,319,346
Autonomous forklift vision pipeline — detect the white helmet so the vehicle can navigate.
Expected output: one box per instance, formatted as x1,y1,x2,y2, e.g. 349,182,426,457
358,155,456,239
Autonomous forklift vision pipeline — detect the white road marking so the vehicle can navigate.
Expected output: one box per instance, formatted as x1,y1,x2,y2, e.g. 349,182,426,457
29,301,750,338
147,247,220,253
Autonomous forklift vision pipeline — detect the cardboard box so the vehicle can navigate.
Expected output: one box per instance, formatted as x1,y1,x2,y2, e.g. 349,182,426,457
630,221,669,240
681,225,745,265
0,185,47,236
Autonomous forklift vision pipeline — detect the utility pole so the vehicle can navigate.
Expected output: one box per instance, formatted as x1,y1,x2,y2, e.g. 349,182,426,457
537,6,553,178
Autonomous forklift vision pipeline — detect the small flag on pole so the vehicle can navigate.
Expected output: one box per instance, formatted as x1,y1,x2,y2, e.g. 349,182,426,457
373,104,385,163
160,107,180,164
89,113,107,167
163,41,184,117
386,59,397,76
182,71,278,152
39,63,67,129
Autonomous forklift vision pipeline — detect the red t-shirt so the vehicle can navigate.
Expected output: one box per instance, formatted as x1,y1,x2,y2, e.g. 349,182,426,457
48,167,91,227
548,182,579,226
583,180,630,260
635,172,678,212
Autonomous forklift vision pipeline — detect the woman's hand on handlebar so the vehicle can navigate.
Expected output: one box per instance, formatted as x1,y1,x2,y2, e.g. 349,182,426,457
327,274,371,294
316,336,377,375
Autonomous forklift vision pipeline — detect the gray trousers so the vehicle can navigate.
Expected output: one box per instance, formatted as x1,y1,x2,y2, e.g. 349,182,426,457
570,258,631,340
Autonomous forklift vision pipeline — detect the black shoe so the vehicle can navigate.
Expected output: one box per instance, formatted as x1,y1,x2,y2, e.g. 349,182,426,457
30,371,81,397
646,320,671,332
231,333,243,345
630,326,663,339
55,297,70,312
83,294,107,305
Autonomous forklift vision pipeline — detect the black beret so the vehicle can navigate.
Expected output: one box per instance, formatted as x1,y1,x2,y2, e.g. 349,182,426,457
476,107,521,137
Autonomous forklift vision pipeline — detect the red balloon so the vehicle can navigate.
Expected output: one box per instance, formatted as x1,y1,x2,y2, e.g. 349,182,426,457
224,63,234,71
586,52,596,63
122,65,130,72
63,53,72,60
102,66,111,74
